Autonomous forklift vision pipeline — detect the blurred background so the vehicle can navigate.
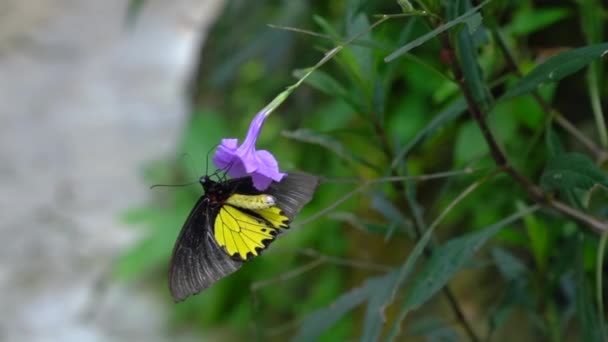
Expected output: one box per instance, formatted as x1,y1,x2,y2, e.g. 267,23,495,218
1,0,607,341
0,0,225,340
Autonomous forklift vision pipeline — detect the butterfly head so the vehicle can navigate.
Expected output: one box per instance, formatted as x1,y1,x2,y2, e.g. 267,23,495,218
200,175,228,202
199,175,215,191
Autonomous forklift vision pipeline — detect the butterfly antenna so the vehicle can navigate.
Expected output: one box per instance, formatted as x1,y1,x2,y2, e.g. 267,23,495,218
222,160,236,179
150,153,202,189
213,160,233,182
150,182,197,190
205,144,220,176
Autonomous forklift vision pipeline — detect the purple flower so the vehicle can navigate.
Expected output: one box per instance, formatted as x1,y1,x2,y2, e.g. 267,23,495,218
213,110,286,190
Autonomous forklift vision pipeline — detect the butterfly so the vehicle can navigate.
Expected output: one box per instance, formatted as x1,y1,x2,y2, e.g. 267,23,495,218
168,172,319,301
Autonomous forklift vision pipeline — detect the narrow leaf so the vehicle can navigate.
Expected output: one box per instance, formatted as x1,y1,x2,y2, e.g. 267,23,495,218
292,270,398,342
345,13,374,86
501,43,608,101
361,271,400,342
455,9,493,113
397,0,414,12
385,206,538,341
371,194,415,238
384,0,491,62
540,152,608,194
491,247,527,281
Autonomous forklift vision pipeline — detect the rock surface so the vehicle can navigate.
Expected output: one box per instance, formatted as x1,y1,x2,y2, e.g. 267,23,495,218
0,0,224,340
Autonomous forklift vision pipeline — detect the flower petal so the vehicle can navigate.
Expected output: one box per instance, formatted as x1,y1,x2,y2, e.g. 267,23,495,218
255,150,285,181
213,139,239,168
237,147,259,173
251,171,274,190
221,138,239,149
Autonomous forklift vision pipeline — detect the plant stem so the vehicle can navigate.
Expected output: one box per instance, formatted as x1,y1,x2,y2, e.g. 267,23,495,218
440,34,608,234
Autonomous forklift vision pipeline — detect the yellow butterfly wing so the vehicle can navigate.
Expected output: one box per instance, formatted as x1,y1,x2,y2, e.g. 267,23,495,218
212,173,319,261
214,202,288,260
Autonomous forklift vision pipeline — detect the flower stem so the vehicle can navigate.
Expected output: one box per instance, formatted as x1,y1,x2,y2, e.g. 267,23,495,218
261,12,426,117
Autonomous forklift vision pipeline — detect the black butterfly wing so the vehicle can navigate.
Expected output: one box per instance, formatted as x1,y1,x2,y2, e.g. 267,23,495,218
169,196,242,302
266,172,320,221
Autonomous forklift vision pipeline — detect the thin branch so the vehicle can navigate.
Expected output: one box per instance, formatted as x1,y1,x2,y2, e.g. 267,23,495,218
250,258,325,292
441,33,608,234
298,248,393,272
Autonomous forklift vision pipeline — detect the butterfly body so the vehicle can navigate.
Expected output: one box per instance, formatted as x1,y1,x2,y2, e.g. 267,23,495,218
169,172,319,301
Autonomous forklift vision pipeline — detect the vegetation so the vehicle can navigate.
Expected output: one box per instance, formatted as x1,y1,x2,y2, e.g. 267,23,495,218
120,0,608,341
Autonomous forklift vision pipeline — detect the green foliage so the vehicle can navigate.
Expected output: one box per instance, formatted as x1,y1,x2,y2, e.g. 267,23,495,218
120,0,608,340
386,206,538,341
506,7,570,36
502,43,608,101
293,271,399,342
541,153,608,192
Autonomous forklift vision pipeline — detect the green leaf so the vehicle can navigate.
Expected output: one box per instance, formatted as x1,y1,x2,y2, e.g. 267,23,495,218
455,10,493,113
403,222,507,310
384,0,491,62
382,204,446,341
491,247,527,281
397,0,414,12
465,12,483,34
385,206,538,341
361,271,401,342
345,13,374,87
313,15,341,39
292,270,398,342
507,8,570,36
540,153,608,194
371,193,415,239
501,43,608,101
